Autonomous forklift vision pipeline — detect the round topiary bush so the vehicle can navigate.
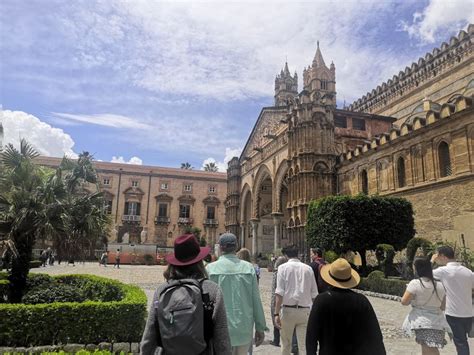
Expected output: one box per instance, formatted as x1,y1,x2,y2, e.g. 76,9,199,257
22,283,86,304
376,244,395,277
0,274,147,346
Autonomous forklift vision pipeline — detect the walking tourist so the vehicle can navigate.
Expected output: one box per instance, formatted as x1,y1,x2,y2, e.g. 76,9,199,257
431,245,473,355
402,258,452,355
207,233,266,355
306,258,386,355
274,245,318,355
141,234,231,355
309,247,328,293
100,251,108,267
114,249,121,268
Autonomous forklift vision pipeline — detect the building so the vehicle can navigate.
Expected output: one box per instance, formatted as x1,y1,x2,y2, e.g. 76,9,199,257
36,157,227,247
225,26,474,256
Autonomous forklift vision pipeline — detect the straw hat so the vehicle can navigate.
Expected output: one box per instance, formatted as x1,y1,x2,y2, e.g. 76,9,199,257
320,258,360,289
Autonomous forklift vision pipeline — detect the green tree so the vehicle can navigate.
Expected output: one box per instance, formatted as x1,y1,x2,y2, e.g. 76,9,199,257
203,162,219,172
306,194,415,271
180,162,193,170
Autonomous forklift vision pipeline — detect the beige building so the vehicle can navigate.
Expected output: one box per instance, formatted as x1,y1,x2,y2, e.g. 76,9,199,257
225,25,474,256
36,157,227,247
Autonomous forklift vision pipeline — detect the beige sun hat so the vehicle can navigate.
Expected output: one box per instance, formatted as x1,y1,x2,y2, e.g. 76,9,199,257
320,258,361,289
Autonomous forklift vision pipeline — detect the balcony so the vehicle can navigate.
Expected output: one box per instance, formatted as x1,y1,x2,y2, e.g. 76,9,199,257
122,215,141,223
154,216,170,225
204,219,219,226
178,217,193,225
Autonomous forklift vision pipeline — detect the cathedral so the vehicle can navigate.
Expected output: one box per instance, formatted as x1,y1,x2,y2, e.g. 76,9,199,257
225,25,474,257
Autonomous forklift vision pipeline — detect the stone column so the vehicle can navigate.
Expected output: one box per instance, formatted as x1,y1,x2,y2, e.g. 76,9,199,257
250,219,259,256
240,222,246,249
271,213,283,251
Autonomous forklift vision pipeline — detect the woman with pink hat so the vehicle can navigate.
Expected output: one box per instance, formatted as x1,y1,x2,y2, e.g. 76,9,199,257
141,234,231,355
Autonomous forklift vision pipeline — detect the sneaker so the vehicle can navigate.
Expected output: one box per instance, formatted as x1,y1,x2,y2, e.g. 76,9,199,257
269,341,280,347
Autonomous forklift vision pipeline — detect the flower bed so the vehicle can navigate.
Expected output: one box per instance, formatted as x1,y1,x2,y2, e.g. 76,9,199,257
0,274,147,346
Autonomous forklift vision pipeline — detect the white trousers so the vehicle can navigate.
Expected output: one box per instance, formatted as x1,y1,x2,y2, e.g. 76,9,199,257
280,307,310,355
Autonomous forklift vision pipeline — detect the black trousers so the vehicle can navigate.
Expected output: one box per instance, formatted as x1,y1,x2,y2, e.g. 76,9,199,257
446,315,472,355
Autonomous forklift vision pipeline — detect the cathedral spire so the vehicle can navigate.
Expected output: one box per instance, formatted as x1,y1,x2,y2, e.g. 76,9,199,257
284,61,290,75
312,40,327,68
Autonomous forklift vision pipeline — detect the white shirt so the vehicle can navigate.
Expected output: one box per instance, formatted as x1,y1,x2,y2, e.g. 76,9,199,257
275,258,318,308
406,277,445,308
433,262,474,317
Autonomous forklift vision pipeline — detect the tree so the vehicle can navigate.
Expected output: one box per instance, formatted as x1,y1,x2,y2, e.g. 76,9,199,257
203,162,219,172
180,162,193,170
306,194,415,271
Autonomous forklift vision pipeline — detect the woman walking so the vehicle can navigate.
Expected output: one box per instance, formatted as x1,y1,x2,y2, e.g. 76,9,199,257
141,234,231,355
402,258,452,355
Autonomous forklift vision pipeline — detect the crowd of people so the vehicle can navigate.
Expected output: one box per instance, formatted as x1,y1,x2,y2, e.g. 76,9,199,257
140,233,473,355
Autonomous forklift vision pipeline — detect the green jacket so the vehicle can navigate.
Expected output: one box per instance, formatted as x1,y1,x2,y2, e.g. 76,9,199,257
206,254,267,346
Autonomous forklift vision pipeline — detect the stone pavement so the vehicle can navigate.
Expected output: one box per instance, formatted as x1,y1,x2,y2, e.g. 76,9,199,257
33,263,471,354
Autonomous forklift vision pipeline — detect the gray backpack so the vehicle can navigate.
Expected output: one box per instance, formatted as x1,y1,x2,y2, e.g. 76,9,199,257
155,279,213,355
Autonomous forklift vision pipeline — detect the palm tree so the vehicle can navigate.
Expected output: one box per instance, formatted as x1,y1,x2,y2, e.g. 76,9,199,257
203,162,219,172
180,162,193,170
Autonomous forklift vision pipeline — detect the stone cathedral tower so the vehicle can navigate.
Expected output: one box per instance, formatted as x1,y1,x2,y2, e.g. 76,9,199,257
225,157,241,238
274,62,298,106
285,43,337,253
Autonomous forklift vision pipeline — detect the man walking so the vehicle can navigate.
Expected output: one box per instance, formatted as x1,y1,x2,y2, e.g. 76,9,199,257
309,248,328,293
274,245,318,355
206,233,266,355
432,246,474,355
114,249,121,268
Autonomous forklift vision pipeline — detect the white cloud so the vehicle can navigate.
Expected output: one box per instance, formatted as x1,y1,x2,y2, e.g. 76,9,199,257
400,0,473,43
53,112,152,130
1,109,77,158
201,147,242,172
110,156,143,165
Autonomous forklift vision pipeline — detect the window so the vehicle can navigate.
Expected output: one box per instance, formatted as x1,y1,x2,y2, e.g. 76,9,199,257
438,141,452,177
397,157,406,188
124,201,140,216
360,170,368,194
103,178,110,186
160,182,169,190
132,180,139,187
334,116,347,128
158,203,168,217
207,206,216,220
209,185,216,193
179,204,190,218
352,118,366,131
104,200,113,214
184,184,192,192
321,80,328,90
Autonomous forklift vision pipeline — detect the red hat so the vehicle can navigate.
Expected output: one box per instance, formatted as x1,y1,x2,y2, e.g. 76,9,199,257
166,234,211,266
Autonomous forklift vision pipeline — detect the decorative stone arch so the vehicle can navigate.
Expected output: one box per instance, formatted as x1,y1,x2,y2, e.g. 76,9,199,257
240,183,252,224
288,218,295,228
376,158,391,192
358,166,369,194
295,216,301,227
252,164,273,219
273,160,289,213
313,161,330,174
393,151,409,188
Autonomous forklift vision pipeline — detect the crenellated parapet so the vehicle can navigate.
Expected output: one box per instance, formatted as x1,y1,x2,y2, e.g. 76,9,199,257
348,25,473,114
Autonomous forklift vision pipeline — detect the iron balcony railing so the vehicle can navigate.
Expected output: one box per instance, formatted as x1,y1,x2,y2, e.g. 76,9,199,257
122,215,141,222
154,216,170,224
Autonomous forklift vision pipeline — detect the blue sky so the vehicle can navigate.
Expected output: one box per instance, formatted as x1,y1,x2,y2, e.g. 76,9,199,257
1,0,472,170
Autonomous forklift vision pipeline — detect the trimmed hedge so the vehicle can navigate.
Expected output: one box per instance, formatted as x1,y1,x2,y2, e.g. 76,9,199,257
0,274,147,346
29,260,42,269
358,270,407,297
0,280,9,303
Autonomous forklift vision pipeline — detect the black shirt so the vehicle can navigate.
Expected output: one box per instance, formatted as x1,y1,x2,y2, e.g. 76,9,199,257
306,287,386,355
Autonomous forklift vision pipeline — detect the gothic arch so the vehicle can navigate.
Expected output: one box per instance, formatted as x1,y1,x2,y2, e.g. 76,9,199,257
313,161,329,174
273,160,289,213
252,164,273,218
240,183,252,223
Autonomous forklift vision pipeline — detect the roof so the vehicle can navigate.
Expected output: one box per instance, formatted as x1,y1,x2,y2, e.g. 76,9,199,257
334,109,397,123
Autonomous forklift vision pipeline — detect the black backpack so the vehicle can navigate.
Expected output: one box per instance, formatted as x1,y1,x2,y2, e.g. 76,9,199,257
155,279,214,355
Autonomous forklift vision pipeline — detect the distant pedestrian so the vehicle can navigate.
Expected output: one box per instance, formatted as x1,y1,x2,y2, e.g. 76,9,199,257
141,234,231,354
100,251,108,267
309,247,328,293
274,245,318,355
306,258,386,355
207,233,266,355
432,246,473,355
402,258,452,355
40,250,48,267
114,249,121,268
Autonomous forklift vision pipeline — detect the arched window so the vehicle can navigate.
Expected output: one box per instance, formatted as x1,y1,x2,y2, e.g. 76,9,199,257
321,80,328,90
360,169,368,194
438,141,452,177
397,157,406,188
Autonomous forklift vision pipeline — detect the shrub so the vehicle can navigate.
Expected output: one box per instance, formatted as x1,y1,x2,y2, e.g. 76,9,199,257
406,237,432,278
358,270,407,297
376,244,396,277
22,283,86,304
144,254,155,265
0,274,147,346
58,275,123,302
29,260,42,269
307,195,415,270
324,250,338,263
25,273,54,291
0,280,9,303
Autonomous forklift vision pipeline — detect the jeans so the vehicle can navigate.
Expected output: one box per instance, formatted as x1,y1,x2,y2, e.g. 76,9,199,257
446,315,472,355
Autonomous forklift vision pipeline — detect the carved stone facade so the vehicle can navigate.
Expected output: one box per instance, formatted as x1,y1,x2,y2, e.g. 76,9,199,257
226,25,474,256
36,157,227,247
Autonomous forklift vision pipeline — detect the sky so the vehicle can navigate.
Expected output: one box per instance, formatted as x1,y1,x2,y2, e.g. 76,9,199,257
0,0,472,171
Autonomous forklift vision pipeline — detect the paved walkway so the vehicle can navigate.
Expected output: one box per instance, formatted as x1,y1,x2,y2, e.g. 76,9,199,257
33,263,469,354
